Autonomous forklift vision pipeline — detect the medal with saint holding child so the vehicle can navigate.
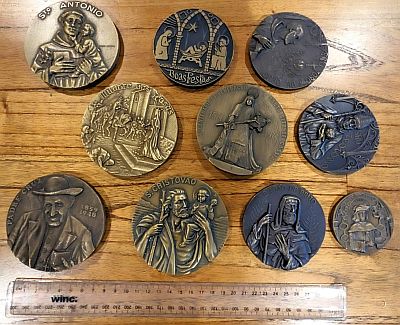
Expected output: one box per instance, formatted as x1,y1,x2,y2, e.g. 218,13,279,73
25,1,119,88
132,176,228,275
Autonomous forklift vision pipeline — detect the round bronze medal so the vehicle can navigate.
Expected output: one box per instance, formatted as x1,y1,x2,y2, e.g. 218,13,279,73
132,176,229,275
332,191,393,254
6,174,106,272
196,84,287,175
24,1,119,88
82,83,178,177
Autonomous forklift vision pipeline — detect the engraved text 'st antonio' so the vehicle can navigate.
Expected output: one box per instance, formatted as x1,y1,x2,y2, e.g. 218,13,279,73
25,1,119,88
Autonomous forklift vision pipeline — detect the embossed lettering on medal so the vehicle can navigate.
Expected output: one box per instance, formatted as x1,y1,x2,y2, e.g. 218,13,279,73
197,84,287,175
25,1,120,88
332,191,393,254
6,174,106,272
132,176,228,275
154,9,234,87
82,83,178,177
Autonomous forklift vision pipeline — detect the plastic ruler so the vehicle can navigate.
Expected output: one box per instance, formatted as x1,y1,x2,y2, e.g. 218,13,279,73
7,278,346,320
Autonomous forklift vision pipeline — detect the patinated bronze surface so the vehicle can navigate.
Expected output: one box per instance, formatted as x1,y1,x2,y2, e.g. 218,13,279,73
132,176,228,275
242,183,326,270
298,94,379,174
6,174,105,272
154,8,234,87
82,82,178,177
249,12,328,89
332,191,393,254
24,1,119,88
197,84,287,175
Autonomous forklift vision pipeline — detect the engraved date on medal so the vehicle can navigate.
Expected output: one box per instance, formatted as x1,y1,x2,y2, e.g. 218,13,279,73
166,69,212,86
80,204,98,218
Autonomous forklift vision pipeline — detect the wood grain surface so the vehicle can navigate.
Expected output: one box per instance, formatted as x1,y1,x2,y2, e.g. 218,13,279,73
0,0,399,324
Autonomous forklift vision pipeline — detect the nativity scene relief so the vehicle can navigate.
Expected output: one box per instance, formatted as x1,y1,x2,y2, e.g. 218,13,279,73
153,9,233,87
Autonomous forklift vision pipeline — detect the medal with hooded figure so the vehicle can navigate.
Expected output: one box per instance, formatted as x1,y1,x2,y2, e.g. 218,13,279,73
298,94,379,174
243,183,325,271
197,84,287,175
205,88,265,173
25,1,119,88
132,177,228,275
6,174,105,272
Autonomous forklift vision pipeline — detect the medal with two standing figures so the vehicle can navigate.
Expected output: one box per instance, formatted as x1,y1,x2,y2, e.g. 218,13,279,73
298,94,379,174
197,84,287,175
154,8,234,87
6,174,105,272
243,183,326,271
25,1,119,88
132,176,228,275
249,12,328,89
332,192,393,254
82,83,178,177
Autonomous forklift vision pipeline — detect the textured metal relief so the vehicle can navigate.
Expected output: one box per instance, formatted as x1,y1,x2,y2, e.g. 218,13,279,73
333,192,393,254
6,174,105,272
249,12,328,89
132,177,228,275
243,183,326,271
154,9,234,87
82,83,178,177
25,1,119,88
298,94,379,174
197,84,287,175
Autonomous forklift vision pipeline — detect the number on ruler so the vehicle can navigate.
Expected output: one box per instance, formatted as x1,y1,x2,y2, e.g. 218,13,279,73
8,280,345,319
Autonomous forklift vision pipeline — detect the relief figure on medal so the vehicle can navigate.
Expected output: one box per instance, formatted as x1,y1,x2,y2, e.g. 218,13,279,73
250,15,305,57
204,88,269,174
333,192,394,254
178,42,207,67
210,36,229,71
249,13,328,89
299,95,378,172
347,205,378,253
135,188,218,275
154,27,175,61
246,195,311,270
31,9,107,88
154,9,233,86
82,85,176,176
7,176,95,272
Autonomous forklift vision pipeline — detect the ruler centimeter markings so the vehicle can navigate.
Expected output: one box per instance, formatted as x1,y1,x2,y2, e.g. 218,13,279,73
7,279,346,319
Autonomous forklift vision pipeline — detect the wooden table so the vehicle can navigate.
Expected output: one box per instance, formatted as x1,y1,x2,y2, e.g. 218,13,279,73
0,0,399,324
